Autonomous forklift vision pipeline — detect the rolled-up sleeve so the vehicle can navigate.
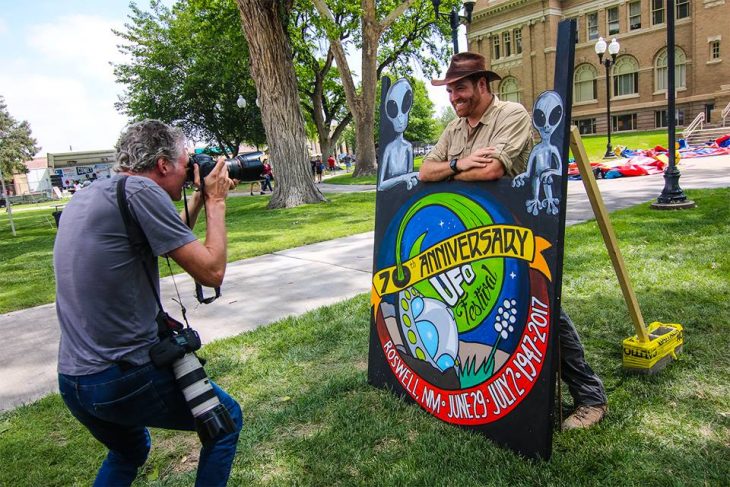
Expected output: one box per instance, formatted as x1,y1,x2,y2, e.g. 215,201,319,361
488,105,532,175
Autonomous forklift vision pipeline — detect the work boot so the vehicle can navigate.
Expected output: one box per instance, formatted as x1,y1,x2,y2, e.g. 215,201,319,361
562,404,607,430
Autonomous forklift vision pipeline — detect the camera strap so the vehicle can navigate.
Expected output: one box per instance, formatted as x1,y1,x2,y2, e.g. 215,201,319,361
182,177,221,305
115,176,189,334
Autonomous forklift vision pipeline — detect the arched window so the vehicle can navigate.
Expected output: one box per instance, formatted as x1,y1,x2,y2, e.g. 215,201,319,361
573,64,597,103
612,56,639,96
655,47,687,92
499,77,520,102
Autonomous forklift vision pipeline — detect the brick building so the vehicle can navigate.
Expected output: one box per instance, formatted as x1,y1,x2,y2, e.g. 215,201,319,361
467,0,730,133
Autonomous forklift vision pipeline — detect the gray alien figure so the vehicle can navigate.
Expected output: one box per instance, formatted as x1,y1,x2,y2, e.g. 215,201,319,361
377,78,420,192
512,91,564,216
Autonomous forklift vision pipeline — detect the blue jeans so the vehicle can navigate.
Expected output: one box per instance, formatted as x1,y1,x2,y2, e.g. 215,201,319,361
261,175,273,192
59,361,242,487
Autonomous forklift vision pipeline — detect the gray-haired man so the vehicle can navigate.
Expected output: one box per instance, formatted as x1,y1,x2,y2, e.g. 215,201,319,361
54,120,242,486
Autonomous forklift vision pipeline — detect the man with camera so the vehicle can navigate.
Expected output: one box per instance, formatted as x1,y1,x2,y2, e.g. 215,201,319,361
54,120,242,486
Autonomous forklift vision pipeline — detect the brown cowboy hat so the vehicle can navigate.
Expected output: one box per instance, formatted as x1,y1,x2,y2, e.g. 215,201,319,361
431,52,501,86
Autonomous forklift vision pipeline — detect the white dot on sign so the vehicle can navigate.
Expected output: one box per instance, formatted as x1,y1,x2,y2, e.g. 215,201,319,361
511,299,517,306
510,271,516,279
508,326,514,332
511,308,517,315
439,220,444,227
502,311,509,319
501,330,508,339
495,323,502,331
503,299,510,308
516,372,521,378
498,307,504,314
509,316,516,324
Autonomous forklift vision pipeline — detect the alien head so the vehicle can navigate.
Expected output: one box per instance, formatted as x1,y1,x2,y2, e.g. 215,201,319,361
385,79,413,134
532,91,563,137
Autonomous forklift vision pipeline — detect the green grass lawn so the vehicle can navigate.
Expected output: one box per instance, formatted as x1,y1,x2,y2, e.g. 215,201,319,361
326,156,424,185
577,129,682,161
0,192,375,314
1,188,728,485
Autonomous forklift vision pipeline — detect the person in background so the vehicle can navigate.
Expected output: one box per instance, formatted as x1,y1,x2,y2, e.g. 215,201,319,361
260,158,273,194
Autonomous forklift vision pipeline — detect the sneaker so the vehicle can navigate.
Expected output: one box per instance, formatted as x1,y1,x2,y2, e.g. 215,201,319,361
562,404,607,430
260,191,265,195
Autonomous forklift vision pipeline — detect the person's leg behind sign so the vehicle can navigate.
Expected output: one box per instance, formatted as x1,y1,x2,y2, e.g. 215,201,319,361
559,308,608,430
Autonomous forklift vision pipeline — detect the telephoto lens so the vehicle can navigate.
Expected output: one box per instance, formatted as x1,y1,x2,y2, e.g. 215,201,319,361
172,353,236,444
186,154,244,182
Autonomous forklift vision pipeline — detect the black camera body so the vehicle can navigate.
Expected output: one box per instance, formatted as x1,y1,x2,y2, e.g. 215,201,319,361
186,153,244,182
150,327,201,368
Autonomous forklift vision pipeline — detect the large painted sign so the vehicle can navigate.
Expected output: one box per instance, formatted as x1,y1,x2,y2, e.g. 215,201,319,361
368,21,576,460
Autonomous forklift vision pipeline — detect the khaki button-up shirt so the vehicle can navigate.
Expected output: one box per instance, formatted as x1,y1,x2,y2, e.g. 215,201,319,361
425,95,533,177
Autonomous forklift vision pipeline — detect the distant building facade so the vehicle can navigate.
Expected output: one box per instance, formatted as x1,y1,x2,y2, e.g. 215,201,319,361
468,0,730,133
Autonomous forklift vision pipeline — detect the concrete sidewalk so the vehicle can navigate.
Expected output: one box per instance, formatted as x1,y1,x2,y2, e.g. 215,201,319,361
2,154,729,412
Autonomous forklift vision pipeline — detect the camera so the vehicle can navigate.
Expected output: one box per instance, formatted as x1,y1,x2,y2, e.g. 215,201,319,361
149,314,235,444
186,153,245,182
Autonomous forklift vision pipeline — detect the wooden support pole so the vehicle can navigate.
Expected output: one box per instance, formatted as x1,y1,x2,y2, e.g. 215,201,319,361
569,126,650,343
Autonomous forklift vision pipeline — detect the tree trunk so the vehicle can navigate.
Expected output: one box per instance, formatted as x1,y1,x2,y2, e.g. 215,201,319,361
236,0,325,208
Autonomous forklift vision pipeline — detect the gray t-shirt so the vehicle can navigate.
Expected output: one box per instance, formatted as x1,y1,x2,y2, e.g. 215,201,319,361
54,175,196,375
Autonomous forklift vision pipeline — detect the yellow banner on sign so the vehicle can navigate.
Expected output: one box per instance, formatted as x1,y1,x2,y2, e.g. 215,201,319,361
372,224,552,297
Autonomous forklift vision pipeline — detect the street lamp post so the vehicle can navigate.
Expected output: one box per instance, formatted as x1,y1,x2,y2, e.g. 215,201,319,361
431,0,476,53
595,37,620,159
651,0,694,209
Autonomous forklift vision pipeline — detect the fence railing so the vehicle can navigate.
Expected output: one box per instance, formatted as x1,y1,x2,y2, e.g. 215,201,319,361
722,101,730,127
682,112,705,140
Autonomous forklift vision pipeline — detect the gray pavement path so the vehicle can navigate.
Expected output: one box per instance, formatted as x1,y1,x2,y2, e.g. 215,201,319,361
2,154,729,412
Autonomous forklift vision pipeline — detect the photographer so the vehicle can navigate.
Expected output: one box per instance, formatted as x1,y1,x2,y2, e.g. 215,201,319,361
54,120,242,486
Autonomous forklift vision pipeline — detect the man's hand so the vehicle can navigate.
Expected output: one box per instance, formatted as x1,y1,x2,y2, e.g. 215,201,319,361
203,157,234,202
419,146,506,182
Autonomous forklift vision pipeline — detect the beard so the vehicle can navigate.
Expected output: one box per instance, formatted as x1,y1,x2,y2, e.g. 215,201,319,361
451,90,483,118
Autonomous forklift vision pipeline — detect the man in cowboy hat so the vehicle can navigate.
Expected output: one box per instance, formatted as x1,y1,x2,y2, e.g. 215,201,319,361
420,52,533,182
420,52,608,430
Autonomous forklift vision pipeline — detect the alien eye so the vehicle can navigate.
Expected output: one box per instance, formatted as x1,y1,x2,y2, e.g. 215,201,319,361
534,109,546,128
402,90,413,113
549,105,563,126
387,100,399,118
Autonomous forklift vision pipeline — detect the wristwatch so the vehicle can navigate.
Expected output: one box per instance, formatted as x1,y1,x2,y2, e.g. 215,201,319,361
449,158,461,173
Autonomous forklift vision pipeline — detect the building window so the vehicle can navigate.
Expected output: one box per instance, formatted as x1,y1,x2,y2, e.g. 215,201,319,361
655,47,687,91
656,109,686,127
652,0,664,25
493,35,501,60
587,12,599,41
499,77,520,102
629,1,642,30
676,0,690,19
613,56,639,96
612,113,637,131
576,119,597,135
710,40,720,60
607,7,619,35
503,31,512,57
573,64,598,103
514,28,523,54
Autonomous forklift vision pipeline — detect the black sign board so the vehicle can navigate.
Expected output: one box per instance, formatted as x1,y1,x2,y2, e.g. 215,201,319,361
368,20,576,460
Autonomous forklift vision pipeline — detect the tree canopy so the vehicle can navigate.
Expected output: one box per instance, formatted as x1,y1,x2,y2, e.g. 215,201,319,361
0,96,39,179
311,0,457,176
113,0,265,156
